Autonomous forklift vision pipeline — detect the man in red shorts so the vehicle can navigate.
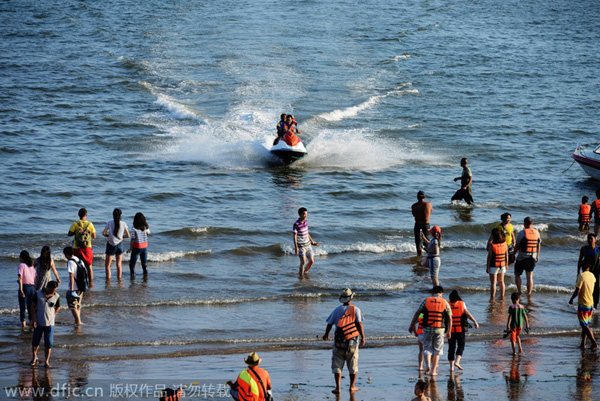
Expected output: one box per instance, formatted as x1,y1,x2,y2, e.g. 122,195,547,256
68,208,96,284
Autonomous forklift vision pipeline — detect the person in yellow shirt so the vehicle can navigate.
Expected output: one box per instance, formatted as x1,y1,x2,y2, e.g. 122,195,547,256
68,208,96,284
569,259,598,349
490,213,516,264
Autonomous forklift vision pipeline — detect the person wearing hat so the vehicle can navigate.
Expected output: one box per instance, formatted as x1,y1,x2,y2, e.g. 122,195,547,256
409,286,452,376
421,226,442,286
412,191,433,256
322,289,365,394
227,351,272,401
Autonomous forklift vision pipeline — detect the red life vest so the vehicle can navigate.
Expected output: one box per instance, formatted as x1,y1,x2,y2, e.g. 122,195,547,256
581,204,592,223
521,228,540,256
450,301,465,334
423,297,448,329
337,304,359,340
491,242,508,267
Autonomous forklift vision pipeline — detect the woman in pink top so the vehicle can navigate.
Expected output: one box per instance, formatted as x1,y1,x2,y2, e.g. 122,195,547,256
18,250,37,328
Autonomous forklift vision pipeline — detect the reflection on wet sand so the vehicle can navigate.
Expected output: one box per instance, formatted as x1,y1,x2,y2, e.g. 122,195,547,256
447,372,464,401
575,350,597,400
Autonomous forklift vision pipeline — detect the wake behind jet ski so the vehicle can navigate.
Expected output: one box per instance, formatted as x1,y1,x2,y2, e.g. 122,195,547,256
270,114,307,164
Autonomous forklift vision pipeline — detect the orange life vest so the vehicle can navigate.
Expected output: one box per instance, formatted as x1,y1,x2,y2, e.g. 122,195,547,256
416,313,424,335
235,367,270,401
491,242,508,267
521,228,540,256
423,297,448,329
450,301,465,334
581,204,592,223
337,305,359,340
594,199,600,215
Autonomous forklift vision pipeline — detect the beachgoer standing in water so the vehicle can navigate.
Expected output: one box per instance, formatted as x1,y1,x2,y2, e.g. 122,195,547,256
322,289,365,394
491,213,516,264
128,212,150,277
227,352,272,401
409,286,452,376
17,250,36,328
451,158,473,205
67,208,96,284
569,259,598,349
447,290,479,372
293,207,319,277
421,226,442,286
487,228,508,299
412,191,432,256
506,292,529,355
513,217,541,295
579,196,592,232
30,280,60,368
33,246,61,291
63,246,85,326
103,208,130,280
577,233,600,308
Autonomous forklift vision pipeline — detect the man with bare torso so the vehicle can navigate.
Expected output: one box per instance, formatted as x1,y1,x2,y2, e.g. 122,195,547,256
412,191,433,256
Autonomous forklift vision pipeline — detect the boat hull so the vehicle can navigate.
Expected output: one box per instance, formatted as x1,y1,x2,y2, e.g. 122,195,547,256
572,145,600,180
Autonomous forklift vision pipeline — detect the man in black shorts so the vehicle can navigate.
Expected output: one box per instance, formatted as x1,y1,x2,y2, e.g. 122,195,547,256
514,217,541,295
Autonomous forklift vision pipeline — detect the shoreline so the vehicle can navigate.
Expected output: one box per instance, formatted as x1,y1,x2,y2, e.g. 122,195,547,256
2,333,598,400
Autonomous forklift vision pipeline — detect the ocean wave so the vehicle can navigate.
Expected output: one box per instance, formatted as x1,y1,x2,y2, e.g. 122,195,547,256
442,240,488,249
451,284,572,294
281,242,415,256
154,94,205,122
316,96,382,122
306,281,409,292
83,293,331,310
315,85,413,122
513,223,549,232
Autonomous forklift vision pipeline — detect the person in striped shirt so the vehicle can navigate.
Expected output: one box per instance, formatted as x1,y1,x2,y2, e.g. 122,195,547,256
128,212,150,277
293,207,319,277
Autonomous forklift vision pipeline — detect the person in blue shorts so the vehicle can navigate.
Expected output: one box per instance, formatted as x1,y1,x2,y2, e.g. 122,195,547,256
30,281,60,368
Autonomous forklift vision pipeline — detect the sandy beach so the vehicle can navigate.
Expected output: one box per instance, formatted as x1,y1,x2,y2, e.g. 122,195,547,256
3,332,598,400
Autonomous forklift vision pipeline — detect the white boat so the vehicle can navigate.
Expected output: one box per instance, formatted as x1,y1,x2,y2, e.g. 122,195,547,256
270,136,308,164
572,144,600,180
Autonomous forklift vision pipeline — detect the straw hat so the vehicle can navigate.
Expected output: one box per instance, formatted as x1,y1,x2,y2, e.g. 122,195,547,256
244,352,261,367
339,288,355,303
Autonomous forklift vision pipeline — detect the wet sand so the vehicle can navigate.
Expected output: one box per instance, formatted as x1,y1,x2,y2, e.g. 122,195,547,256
3,334,599,400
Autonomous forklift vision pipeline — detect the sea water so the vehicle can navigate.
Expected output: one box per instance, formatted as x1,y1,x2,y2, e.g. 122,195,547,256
1,0,599,397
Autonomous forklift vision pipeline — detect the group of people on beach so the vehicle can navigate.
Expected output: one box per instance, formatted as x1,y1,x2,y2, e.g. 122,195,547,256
16,208,150,367
14,157,600,399
403,158,600,387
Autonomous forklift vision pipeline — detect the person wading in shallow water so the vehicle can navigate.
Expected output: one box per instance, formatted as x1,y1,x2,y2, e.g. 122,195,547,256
451,158,473,205
570,259,598,350
412,190,432,257
513,217,541,295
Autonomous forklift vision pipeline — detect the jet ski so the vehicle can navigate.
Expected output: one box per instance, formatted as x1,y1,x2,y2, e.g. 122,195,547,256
270,133,307,164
